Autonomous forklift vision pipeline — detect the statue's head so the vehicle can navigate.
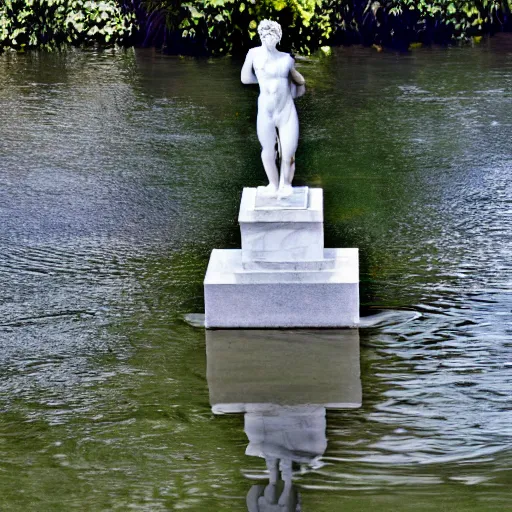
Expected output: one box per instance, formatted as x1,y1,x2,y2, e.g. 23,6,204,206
258,20,282,49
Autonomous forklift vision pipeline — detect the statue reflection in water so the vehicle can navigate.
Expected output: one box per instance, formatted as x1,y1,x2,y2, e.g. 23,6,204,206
206,329,362,512
245,404,326,511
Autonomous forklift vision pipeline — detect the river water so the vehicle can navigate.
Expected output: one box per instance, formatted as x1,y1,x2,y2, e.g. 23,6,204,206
0,37,511,511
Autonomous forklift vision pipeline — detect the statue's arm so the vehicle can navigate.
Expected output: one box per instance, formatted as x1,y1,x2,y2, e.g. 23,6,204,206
289,59,305,98
241,49,258,84
290,66,305,86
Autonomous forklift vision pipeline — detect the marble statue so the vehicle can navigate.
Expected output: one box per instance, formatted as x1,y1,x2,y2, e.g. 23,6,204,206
241,20,306,198
205,28,359,330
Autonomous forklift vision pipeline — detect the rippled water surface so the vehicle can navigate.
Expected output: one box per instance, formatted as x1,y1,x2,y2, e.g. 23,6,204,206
0,38,511,511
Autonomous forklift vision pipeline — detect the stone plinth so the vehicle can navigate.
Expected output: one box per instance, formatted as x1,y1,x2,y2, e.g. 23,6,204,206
239,187,323,263
204,187,360,329
204,248,358,328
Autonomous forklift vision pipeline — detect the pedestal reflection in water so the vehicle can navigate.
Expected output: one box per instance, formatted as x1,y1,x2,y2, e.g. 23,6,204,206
206,329,361,511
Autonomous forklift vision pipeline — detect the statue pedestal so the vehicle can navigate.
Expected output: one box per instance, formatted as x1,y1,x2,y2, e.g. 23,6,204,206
239,187,324,263
204,187,359,328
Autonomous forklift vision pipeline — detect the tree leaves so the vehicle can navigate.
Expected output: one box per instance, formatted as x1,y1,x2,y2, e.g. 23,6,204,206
0,0,137,51
138,0,512,55
1,1,510,53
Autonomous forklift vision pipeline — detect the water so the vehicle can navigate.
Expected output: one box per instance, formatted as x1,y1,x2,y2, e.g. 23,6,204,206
0,37,511,510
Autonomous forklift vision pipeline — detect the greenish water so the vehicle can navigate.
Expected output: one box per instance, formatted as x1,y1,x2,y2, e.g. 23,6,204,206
0,37,511,511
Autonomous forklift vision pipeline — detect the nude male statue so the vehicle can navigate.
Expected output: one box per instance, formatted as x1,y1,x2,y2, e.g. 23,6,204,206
241,20,306,198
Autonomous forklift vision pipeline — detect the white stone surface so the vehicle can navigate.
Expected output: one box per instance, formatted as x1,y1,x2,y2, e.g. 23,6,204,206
255,186,308,210
204,248,359,328
241,20,305,197
239,187,322,223
240,187,324,263
242,258,336,271
206,248,357,283
241,223,324,263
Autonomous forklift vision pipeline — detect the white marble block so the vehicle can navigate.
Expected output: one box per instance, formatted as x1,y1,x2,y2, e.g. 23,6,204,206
204,248,359,328
239,187,324,263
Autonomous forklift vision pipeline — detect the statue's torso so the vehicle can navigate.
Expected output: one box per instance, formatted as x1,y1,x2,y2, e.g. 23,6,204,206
252,48,292,116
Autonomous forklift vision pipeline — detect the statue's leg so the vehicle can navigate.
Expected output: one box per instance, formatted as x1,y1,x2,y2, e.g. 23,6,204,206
265,457,279,485
278,459,294,506
257,111,279,195
262,456,279,504
277,105,299,197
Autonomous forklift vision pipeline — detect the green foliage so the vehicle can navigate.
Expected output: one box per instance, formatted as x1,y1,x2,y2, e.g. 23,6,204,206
141,0,332,55
0,0,137,51
387,0,512,40
141,0,512,55
1,0,511,53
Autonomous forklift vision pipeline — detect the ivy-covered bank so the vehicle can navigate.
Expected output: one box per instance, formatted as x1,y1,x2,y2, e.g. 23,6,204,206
0,0,136,51
138,0,512,55
1,1,512,53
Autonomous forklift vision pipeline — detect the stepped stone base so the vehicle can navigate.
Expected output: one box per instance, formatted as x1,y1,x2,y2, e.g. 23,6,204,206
204,248,359,328
204,187,360,329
